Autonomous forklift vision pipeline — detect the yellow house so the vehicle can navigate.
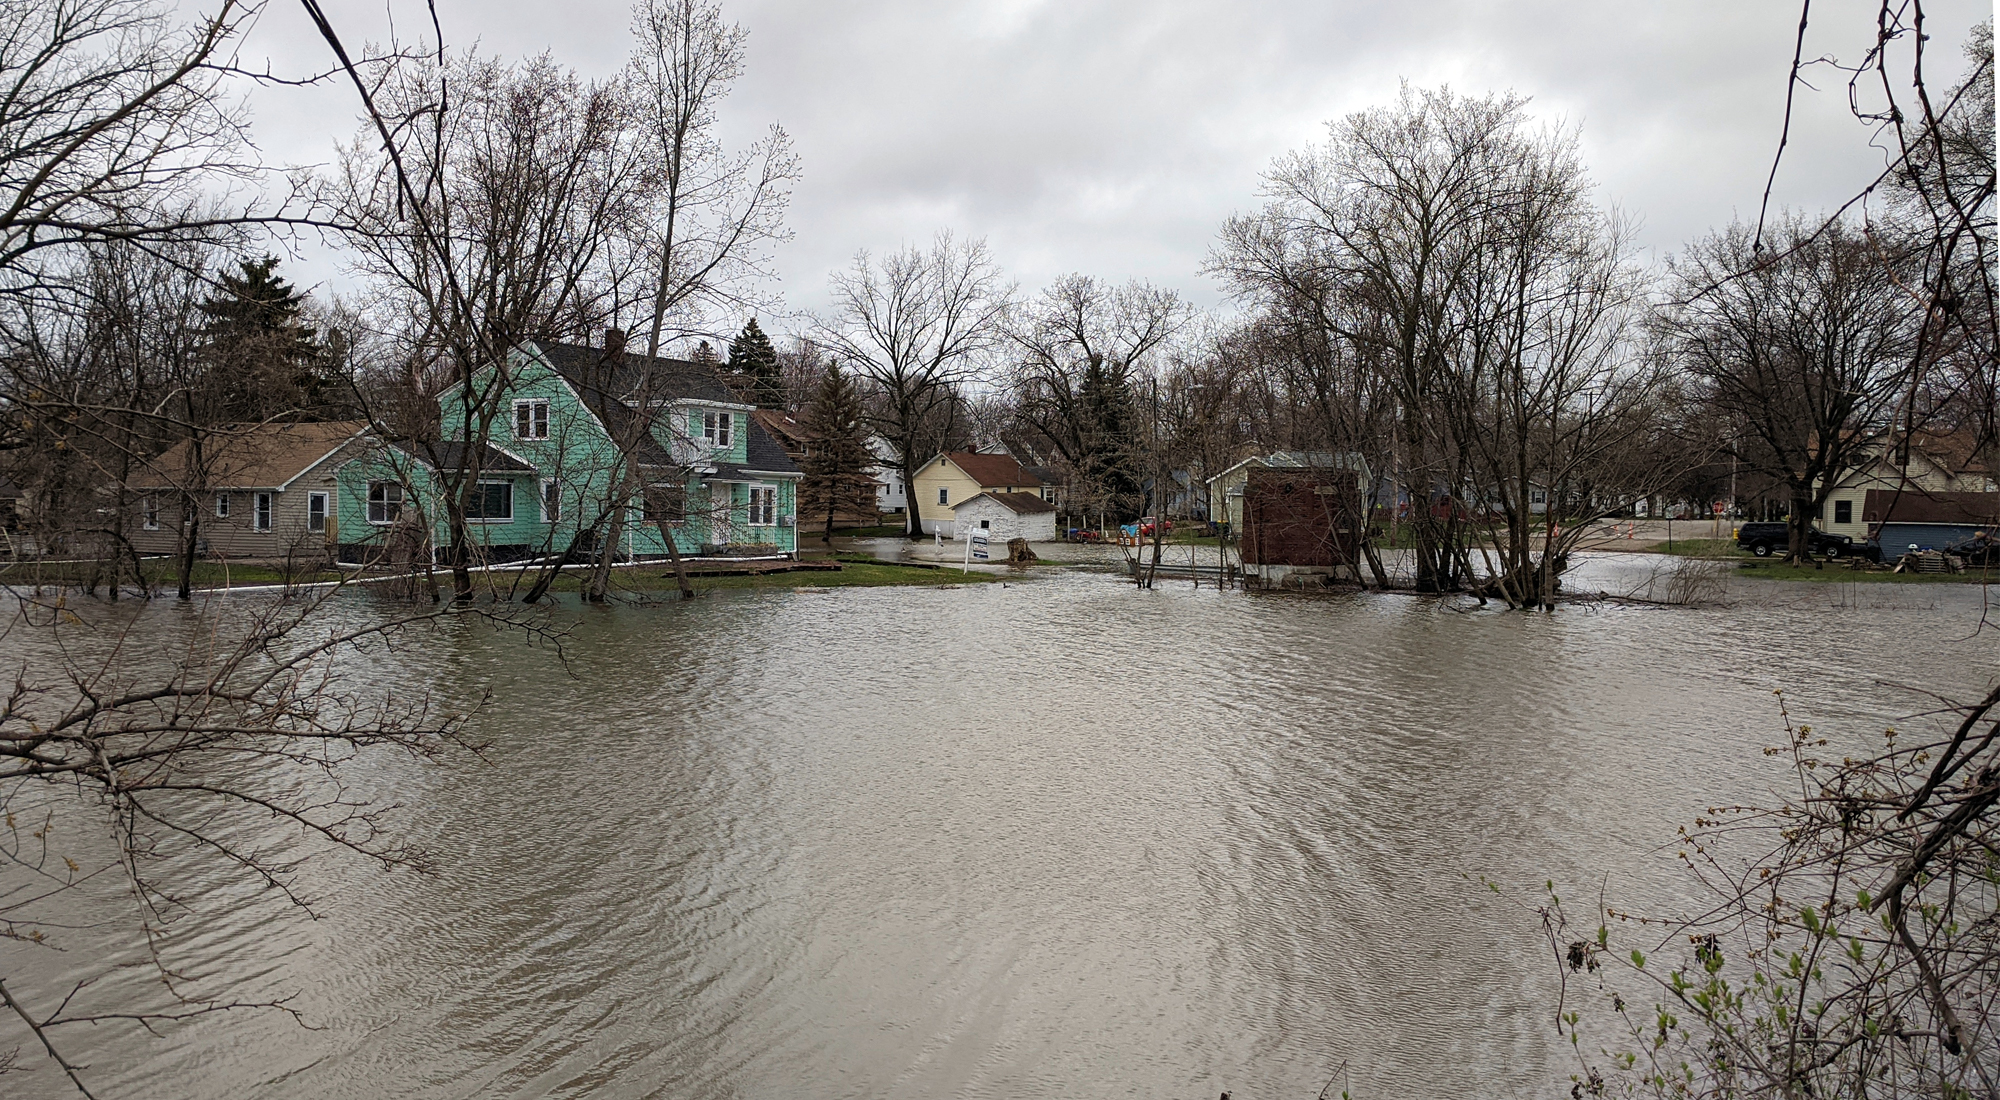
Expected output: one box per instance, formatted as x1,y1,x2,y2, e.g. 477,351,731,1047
909,452,1042,537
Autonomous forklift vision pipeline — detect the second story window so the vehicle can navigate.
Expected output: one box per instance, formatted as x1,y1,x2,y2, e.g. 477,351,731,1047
703,410,732,448
514,399,550,440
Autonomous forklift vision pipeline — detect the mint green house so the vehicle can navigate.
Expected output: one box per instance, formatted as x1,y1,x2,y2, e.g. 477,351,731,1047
333,338,801,564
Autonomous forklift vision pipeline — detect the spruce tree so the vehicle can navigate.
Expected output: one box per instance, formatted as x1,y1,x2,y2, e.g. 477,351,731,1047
726,317,784,408
196,257,344,420
801,359,873,541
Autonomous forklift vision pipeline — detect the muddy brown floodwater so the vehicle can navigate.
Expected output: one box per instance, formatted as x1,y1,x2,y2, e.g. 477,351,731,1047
4,559,1997,1099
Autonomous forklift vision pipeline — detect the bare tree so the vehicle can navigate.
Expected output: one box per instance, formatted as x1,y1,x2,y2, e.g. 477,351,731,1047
1009,274,1192,491
1214,86,1677,603
627,0,797,359
318,48,646,601
0,0,268,307
1659,218,1919,564
812,232,1013,537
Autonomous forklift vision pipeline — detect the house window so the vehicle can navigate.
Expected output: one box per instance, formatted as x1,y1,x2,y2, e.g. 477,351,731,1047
307,492,329,532
214,493,230,518
142,497,160,530
938,487,949,506
466,481,513,522
514,399,550,440
979,519,991,529
253,492,273,531
367,481,403,524
540,479,560,523
703,410,732,447
748,485,777,526
1834,499,1852,525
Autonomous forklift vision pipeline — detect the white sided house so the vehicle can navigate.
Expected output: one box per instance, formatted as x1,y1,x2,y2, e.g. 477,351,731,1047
951,491,1058,543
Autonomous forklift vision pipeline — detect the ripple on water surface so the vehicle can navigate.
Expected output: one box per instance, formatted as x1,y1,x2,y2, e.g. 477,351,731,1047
13,569,1998,1100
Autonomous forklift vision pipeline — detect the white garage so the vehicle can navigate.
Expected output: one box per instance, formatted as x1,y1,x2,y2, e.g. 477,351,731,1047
950,491,1058,542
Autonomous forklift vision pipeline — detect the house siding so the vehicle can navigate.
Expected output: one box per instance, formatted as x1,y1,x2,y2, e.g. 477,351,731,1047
129,439,363,562
337,344,796,562
910,457,1039,537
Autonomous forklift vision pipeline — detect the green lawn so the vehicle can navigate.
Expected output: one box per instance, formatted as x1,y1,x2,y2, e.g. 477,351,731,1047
1728,560,1994,584
0,558,344,589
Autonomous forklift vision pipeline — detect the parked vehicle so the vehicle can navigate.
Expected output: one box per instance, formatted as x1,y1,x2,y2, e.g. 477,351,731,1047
1733,522,1862,559
1944,534,1999,568
1136,516,1173,537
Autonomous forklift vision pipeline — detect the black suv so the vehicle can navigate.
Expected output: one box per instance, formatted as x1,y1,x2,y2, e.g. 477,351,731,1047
1734,522,1866,559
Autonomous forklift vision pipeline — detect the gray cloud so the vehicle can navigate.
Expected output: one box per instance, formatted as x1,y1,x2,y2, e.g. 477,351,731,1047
237,0,1990,327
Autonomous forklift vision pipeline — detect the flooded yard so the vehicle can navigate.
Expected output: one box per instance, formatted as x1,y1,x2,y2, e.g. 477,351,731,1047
4,561,1996,1099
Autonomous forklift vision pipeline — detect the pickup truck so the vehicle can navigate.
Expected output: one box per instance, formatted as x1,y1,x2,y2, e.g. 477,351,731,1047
1734,522,1874,560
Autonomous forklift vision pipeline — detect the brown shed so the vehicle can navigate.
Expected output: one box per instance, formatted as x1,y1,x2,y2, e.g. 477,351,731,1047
1241,466,1363,585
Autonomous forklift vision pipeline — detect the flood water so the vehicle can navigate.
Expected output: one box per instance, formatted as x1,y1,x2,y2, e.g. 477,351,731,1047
4,557,1997,1099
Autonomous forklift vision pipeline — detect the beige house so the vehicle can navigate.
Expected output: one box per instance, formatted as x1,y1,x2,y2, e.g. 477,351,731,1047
128,421,370,562
1812,431,1998,541
909,452,1042,537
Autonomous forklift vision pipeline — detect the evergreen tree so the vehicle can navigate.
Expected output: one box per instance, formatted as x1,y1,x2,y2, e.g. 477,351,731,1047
1077,354,1142,514
196,257,345,420
726,317,784,408
800,359,873,541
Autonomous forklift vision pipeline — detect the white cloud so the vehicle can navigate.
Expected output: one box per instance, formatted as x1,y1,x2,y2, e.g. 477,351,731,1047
231,0,1991,329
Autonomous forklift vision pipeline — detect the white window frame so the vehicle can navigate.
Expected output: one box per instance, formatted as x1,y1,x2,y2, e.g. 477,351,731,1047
253,492,273,531
702,410,732,448
747,484,777,527
539,479,560,523
466,480,514,524
306,491,329,532
937,487,948,506
367,481,403,525
513,399,550,441
142,496,160,530
214,493,230,518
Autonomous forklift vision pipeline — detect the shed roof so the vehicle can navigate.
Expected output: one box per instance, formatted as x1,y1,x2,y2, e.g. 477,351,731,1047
954,490,1057,516
1863,489,2000,525
130,421,368,490
1206,451,1368,486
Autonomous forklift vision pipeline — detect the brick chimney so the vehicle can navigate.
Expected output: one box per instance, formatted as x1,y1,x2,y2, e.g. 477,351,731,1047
603,327,627,358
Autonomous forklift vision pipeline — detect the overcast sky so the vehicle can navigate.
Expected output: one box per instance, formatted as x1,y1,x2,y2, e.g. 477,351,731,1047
238,0,1991,336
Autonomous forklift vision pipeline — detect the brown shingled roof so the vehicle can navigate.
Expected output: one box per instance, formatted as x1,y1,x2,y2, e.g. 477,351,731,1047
1862,489,2000,525
935,451,1040,488
129,421,368,490
958,490,1056,515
